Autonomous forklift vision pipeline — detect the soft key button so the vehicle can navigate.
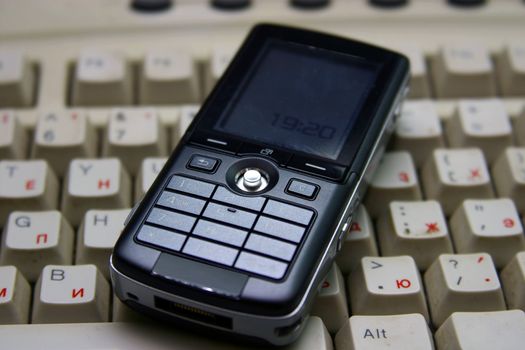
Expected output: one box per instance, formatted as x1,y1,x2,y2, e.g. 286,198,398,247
286,179,319,199
188,154,219,173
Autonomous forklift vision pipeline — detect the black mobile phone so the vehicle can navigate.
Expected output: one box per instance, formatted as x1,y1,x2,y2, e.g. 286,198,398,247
110,24,409,346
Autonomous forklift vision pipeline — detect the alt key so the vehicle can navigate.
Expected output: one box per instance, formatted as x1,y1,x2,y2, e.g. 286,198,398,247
188,154,219,173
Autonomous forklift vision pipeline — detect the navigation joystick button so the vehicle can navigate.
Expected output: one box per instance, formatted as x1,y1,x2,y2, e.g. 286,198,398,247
243,169,262,189
234,167,269,193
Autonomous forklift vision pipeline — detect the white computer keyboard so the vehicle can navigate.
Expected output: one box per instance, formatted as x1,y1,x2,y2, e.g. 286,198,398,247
1,0,525,349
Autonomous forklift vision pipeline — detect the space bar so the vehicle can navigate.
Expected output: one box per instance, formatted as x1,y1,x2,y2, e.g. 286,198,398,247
0,317,331,350
0,322,213,350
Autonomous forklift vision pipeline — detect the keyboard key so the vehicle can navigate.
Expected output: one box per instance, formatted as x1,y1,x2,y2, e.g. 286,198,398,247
205,45,234,94
212,0,252,9
245,233,296,261
492,147,525,212
173,104,198,145
336,205,378,275
349,256,429,321
496,43,525,96
146,207,195,233
203,203,257,229
335,313,434,350
102,108,168,175
0,316,331,349
291,0,330,9
32,265,110,323
263,200,313,226
135,157,167,200
192,220,247,247
0,110,28,159
31,109,97,176
0,211,74,282
377,201,453,270
139,50,200,104
424,253,506,326
289,316,332,350
0,50,36,107
0,160,59,225
182,237,238,266
61,158,132,226
0,266,31,324
431,43,496,98
311,264,348,334
364,151,422,218
421,148,494,215
167,175,215,198
393,100,444,167
234,251,287,279
394,44,431,98
450,199,525,268
137,224,187,252
76,209,130,278
254,216,305,243
500,252,525,311
435,310,525,350
446,99,513,163
71,50,132,106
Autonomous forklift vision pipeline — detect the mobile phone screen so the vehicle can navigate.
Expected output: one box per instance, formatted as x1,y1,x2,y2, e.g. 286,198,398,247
215,39,380,160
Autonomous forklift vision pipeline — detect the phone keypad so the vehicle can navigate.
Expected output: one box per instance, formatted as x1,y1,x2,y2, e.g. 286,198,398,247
136,175,315,280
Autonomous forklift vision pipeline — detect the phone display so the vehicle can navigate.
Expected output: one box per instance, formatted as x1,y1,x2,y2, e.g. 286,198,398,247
215,39,380,159
110,24,409,346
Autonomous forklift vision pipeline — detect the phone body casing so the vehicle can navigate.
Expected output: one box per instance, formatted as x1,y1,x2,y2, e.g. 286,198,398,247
110,23,410,346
